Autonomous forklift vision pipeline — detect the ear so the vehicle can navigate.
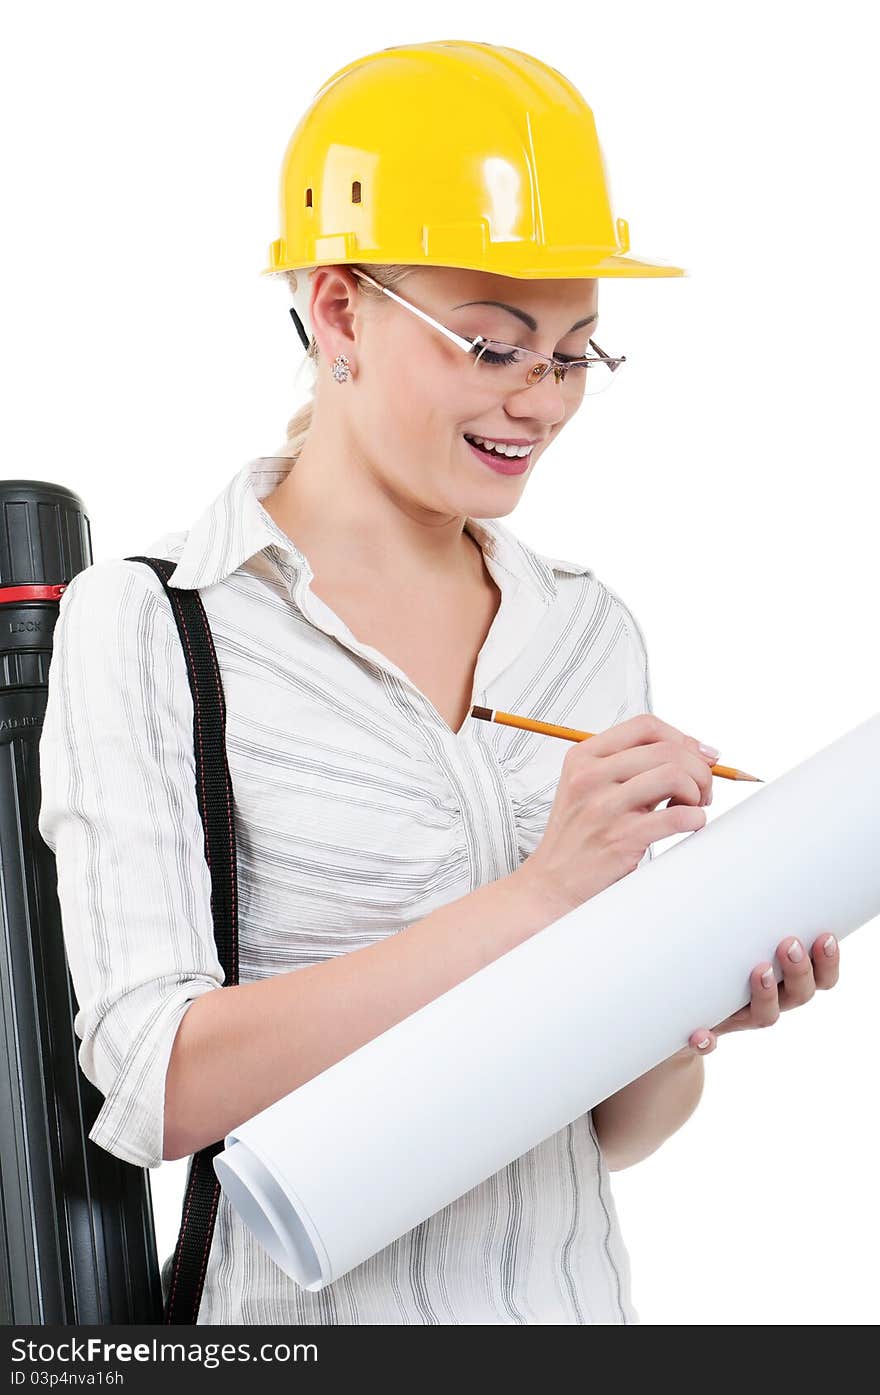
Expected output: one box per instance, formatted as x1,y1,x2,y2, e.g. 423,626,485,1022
310,266,360,360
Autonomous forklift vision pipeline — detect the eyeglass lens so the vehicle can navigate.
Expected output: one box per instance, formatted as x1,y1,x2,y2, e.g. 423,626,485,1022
471,340,622,397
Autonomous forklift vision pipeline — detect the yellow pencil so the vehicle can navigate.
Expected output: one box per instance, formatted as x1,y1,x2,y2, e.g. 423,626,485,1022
469,706,762,783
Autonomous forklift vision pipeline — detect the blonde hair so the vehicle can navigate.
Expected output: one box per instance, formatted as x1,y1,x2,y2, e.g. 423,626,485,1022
270,263,416,458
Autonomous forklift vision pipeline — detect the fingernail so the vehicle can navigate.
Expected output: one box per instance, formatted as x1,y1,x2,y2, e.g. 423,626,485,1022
761,966,775,988
696,1036,711,1049
787,939,804,963
823,934,837,957
699,743,720,760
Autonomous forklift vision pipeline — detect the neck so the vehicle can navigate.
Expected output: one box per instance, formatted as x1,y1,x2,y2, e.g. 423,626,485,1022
262,426,479,582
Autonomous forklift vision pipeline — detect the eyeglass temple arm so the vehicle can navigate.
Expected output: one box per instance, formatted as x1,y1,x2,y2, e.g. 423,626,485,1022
349,267,487,354
288,272,474,355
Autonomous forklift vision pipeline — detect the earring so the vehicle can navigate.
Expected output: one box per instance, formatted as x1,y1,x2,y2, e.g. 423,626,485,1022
331,353,351,383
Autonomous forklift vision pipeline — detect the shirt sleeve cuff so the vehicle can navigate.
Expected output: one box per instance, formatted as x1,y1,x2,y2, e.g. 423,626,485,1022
83,979,221,1169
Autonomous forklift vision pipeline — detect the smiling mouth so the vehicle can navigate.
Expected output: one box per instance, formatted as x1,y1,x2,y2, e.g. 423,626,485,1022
462,434,533,474
463,433,535,457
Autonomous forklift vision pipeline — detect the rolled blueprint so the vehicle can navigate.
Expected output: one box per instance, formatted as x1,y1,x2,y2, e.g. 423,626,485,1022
214,710,880,1291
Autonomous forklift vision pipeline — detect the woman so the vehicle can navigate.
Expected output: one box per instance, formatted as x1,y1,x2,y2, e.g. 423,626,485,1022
38,39,840,1326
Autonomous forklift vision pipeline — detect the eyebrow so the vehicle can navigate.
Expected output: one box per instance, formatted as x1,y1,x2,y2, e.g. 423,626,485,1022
451,300,598,333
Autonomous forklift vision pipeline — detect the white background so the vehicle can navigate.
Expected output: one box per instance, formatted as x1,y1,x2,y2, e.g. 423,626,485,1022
5,1,878,1325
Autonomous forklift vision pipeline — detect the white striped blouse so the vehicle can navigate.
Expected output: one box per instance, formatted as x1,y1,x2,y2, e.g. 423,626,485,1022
37,454,654,1325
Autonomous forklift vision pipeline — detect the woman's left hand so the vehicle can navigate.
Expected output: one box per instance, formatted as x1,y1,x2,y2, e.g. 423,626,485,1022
679,933,841,1057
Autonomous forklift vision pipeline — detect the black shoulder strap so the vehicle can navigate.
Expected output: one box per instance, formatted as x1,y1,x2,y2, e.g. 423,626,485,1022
125,555,238,1325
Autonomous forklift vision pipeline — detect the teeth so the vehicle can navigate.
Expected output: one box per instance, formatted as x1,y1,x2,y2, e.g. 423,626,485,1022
465,434,533,458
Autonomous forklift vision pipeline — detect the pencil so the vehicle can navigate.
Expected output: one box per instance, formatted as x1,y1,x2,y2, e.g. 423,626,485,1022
469,706,763,783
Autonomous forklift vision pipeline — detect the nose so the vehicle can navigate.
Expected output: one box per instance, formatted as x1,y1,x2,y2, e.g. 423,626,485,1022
504,369,569,429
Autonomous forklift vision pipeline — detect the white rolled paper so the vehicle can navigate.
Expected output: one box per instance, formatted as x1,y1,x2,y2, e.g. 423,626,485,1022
214,710,880,1291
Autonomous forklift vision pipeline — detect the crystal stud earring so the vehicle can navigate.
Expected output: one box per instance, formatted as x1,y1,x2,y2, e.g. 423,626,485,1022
331,354,351,383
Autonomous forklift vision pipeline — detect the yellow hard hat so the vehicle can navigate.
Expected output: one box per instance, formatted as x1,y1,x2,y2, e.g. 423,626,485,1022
262,39,686,281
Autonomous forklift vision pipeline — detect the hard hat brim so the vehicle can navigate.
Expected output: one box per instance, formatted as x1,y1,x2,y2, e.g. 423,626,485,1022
262,253,687,279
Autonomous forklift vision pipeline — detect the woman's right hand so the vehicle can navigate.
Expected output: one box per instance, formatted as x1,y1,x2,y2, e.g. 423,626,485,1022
518,713,717,917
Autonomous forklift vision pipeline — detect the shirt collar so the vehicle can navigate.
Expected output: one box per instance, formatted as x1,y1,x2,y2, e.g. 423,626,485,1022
165,456,591,603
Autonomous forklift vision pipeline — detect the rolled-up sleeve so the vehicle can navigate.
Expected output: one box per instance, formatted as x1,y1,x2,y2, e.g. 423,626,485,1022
37,559,226,1168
